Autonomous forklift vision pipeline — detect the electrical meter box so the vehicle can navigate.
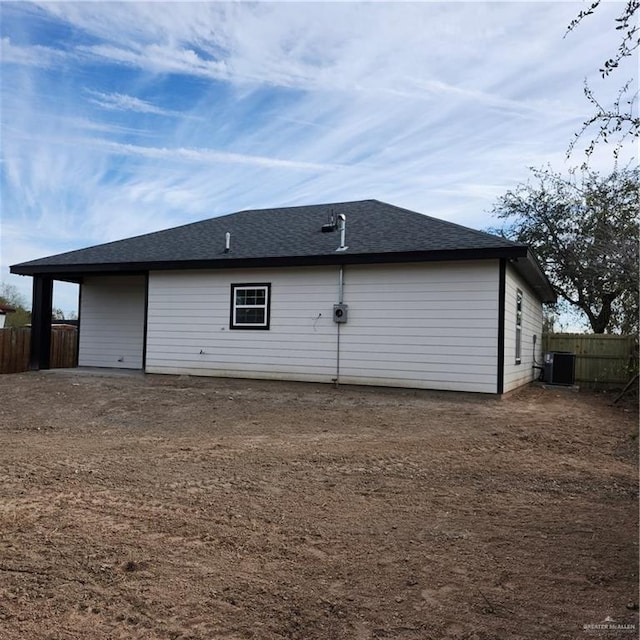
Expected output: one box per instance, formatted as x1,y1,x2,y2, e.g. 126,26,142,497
333,304,348,323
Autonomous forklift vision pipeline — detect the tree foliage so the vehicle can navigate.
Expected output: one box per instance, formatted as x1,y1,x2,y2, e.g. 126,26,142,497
491,167,639,334
0,283,31,328
566,0,639,159
0,284,73,327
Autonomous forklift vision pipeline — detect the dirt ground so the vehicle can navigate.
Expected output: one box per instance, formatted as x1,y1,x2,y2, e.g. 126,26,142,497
0,370,637,640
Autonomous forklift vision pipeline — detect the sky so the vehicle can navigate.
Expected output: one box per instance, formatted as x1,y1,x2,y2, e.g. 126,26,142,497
0,1,637,317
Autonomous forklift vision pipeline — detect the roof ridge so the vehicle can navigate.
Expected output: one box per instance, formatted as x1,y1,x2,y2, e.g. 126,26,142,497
232,199,376,215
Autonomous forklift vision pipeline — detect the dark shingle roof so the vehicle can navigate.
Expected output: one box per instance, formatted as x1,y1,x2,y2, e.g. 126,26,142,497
11,199,555,301
15,199,521,264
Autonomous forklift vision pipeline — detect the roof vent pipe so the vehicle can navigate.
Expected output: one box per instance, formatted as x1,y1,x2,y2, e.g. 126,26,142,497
224,232,231,253
336,214,348,252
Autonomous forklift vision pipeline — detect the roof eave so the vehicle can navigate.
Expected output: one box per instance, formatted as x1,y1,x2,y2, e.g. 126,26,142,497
10,245,528,278
509,251,557,304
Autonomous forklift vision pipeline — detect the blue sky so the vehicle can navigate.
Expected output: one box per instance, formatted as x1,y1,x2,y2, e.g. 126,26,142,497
1,1,636,316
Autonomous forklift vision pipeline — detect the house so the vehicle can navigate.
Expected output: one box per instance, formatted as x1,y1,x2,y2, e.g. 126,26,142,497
0,304,16,329
10,200,555,393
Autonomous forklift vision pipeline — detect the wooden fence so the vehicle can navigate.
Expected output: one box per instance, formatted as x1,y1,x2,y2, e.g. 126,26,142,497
0,327,78,374
542,333,638,388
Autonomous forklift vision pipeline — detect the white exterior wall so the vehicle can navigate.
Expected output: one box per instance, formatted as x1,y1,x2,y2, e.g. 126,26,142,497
78,275,146,369
338,262,499,393
503,264,544,393
146,267,338,382
146,261,501,393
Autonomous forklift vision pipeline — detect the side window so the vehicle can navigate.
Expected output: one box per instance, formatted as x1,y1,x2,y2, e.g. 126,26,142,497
515,289,523,364
230,284,270,330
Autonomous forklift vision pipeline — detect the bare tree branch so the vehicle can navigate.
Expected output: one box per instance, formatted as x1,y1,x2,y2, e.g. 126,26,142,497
566,1,639,160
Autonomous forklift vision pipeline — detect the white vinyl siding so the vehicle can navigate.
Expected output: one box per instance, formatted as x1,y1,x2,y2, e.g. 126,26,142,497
337,262,499,393
78,276,146,369
146,261,500,393
146,268,338,382
503,264,544,393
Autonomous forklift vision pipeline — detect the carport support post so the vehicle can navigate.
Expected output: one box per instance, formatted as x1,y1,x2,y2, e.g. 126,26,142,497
30,276,53,370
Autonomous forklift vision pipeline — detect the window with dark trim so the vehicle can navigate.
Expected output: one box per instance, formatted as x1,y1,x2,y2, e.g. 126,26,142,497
515,288,523,364
230,283,271,329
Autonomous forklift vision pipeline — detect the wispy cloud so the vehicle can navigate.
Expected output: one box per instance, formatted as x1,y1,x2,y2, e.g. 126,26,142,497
0,36,66,68
81,42,232,80
92,139,341,172
85,90,196,118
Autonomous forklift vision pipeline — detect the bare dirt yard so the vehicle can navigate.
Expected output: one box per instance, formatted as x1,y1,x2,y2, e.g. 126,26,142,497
0,371,637,640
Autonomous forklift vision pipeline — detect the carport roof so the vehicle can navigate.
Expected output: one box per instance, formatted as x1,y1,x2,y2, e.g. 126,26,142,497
10,199,556,302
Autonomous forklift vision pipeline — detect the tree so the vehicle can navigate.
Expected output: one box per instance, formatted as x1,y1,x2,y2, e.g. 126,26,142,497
566,1,639,159
0,283,31,327
491,167,639,334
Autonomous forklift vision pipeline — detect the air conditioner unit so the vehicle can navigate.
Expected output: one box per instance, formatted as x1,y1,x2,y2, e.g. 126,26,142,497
543,352,576,386
333,304,348,323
